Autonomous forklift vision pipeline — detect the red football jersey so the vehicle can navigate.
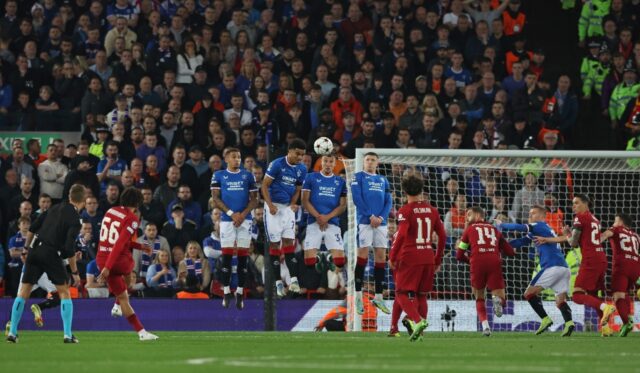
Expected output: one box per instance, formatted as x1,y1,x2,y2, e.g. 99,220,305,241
572,212,607,264
458,221,514,263
390,201,447,265
96,206,141,270
609,225,640,269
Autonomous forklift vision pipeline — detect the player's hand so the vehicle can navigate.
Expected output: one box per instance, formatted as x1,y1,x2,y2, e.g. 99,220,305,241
72,273,81,287
562,225,572,237
267,203,278,215
141,244,153,255
435,264,441,274
388,260,395,270
97,268,110,284
533,236,548,245
232,213,244,227
316,214,328,226
493,219,503,227
314,325,323,332
290,204,300,213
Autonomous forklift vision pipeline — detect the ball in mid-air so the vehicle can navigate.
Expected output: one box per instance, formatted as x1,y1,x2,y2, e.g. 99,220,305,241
314,137,334,155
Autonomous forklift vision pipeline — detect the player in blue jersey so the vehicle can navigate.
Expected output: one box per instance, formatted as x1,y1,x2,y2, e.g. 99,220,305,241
301,154,347,274
498,205,575,337
261,139,307,297
211,148,259,309
350,152,393,315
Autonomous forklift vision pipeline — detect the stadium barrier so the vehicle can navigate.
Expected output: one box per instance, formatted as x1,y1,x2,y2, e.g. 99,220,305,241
1,299,636,332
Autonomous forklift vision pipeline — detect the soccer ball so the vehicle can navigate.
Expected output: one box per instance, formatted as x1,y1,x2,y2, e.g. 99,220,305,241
314,137,334,155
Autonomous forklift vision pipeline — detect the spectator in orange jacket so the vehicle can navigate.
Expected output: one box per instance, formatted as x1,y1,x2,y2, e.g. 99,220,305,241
330,87,364,131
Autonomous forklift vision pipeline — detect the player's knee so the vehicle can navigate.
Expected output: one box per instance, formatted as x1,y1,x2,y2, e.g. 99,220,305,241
613,292,625,301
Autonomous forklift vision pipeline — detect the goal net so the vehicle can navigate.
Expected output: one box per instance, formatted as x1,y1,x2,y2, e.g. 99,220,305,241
343,149,640,333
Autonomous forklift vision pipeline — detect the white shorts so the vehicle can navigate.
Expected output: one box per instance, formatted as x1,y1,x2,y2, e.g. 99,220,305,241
264,202,296,242
358,224,389,249
18,271,57,294
220,220,253,248
530,266,571,295
304,223,343,251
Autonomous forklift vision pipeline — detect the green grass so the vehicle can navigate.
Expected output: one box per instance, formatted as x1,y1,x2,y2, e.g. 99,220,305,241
1,332,639,373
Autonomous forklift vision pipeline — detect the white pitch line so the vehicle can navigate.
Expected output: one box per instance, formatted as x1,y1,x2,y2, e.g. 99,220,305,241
185,358,218,365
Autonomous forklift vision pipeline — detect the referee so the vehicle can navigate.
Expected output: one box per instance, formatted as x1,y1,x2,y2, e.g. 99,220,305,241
6,184,86,344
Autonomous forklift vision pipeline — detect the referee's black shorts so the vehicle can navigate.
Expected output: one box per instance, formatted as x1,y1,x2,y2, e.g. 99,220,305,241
22,244,69,286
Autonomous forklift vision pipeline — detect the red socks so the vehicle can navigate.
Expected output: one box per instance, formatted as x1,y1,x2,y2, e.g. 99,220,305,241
396,292,421,323
391,299,402,331
572,292,603,317
333,256,345,268
616,298,630,324
304,256,316,268
127,314,144,332
417,294,428,319
476,299,487,322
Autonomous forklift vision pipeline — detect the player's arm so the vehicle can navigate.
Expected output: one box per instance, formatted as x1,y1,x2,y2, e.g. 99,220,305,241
290,185,302,209
328,195,347,220
380,179,393,221
499,223,528,233
389,213,409,265
498,232,516,257
261,175,275,208
600,229,614,243
301,188,320,218
211,187,231,214
509,236,532,249
64,216,82,285
455,227,471,263
350,174,372,218
242,190,259,219
433,213,447,266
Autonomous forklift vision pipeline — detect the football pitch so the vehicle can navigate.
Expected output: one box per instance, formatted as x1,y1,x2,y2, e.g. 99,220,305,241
1,332,638,373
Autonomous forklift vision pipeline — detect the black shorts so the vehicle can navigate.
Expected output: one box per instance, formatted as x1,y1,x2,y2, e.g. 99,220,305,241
22,244,69,286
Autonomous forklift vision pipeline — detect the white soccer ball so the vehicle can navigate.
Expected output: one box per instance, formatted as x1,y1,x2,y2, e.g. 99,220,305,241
314,137,334,155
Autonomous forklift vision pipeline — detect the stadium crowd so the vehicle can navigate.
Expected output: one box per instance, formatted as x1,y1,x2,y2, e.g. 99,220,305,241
0,0,639,301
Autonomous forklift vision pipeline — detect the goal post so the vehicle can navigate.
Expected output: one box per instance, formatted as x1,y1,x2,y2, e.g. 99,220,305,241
344,148,640,333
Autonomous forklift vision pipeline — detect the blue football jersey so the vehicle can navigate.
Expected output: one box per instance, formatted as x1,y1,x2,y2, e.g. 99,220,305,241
302,172,346,226
265,156,307,205
211,168,258,222
350,171,392,225
502,222,568,269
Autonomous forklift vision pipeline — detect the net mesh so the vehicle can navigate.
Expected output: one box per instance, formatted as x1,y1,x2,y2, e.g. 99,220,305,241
344,152,640,332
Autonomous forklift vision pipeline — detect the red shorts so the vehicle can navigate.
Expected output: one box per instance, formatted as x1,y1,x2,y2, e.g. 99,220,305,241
470,260,505,290
97,257,134,296
574,261,607,292
611,265,640,293
395,263,435,293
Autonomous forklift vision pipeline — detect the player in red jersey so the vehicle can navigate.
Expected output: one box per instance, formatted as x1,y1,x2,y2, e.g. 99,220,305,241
456,206,515,336
536,194,615,335
389,175,447,341
600,213,640,336
96,188,159,341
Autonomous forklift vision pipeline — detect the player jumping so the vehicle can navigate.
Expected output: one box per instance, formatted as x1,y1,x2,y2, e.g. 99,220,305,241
96,187,158,341
389,174,447,341
536,194,615,336
499,205,575,337
301,153,347,275
600,213,640,337
211,148,259,309
457,206,515,336
261,139,307,297
351,152,393,315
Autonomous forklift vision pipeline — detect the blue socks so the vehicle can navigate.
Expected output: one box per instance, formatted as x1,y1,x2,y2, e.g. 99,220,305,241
61,299,73,337
9,297,25,336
